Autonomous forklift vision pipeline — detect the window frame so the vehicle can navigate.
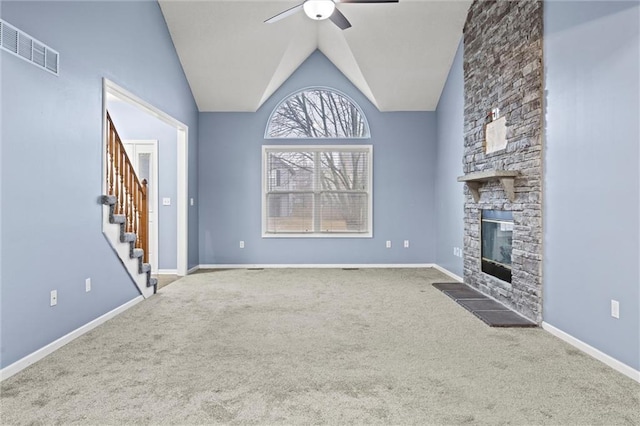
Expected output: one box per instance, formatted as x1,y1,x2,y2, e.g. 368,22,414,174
262,145,373,238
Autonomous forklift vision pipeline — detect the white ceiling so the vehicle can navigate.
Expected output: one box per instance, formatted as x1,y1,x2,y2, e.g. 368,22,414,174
159,0,471,112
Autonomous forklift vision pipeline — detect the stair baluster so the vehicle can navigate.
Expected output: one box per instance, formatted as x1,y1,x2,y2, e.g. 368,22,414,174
106,112,150,266
108,125,114,195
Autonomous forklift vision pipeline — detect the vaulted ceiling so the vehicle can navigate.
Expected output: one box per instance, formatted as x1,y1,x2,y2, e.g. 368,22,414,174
158,0,471,112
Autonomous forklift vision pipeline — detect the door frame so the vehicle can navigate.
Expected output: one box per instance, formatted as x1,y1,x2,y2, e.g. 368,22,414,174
102,78,189,276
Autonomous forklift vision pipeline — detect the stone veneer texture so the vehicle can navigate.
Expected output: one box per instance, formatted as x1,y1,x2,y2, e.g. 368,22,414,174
462,0,543,322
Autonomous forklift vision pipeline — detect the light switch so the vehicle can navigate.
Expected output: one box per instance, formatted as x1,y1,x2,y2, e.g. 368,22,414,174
162,197,171,206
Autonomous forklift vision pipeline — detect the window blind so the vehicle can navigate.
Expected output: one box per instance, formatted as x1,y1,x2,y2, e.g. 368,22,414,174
263,146,372,236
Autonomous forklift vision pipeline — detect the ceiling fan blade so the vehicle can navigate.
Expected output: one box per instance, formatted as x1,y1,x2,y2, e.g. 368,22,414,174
264,3,304,24
329,8,352,30
338,0,399,3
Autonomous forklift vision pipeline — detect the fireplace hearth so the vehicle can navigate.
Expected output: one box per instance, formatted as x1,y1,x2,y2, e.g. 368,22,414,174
481,210,513,283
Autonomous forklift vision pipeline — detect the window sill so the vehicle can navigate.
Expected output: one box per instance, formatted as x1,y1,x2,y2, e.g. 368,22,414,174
262,232,373,239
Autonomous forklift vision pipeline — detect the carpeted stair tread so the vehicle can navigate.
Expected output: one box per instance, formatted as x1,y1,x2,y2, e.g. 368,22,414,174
121,232,137,243
131,248,144,259
433,282,536,328
140,263,151,273
112,214,126,224
148,277,158,288
100,195,117,206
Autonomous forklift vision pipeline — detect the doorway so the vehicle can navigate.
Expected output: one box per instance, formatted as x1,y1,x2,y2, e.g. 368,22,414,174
102,79,189,276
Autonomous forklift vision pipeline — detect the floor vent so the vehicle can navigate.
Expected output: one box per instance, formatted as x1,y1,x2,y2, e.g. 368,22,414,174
1,19,59,75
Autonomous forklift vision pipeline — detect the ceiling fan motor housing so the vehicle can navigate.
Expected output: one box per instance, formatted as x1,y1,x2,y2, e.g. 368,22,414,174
303,0,336,21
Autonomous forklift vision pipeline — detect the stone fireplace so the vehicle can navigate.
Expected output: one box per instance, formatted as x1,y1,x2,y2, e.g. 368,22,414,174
460,0,543,323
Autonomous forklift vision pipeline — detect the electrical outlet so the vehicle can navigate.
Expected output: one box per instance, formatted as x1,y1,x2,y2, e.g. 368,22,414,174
50,290,58,307
162,197,171,206
386,240,392,249
85,278,91,292
190,198,194,206
453,247,457,256
611,300,620,319
239,241,245,249
404,240,409,248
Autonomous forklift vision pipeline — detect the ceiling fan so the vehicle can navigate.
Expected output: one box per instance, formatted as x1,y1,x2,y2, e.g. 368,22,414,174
265,0,399,30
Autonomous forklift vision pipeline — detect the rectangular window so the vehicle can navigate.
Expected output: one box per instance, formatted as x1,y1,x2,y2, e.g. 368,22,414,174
263,145,372,237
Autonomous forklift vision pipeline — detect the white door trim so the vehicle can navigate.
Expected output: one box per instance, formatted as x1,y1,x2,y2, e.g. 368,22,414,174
176,127,188,276
102,78,189,276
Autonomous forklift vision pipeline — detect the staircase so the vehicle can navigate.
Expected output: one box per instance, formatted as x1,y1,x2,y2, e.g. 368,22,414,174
102,112,156,298
101,195,157,296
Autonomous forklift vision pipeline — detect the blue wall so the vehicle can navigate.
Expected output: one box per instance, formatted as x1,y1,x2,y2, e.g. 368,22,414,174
107,100,178,271
544,1,640,370
199,51,437,265
0,1,198,368
435,40,464,278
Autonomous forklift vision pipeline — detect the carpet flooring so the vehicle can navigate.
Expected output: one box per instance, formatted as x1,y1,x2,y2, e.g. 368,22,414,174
1,268,638,425
154,274,179,290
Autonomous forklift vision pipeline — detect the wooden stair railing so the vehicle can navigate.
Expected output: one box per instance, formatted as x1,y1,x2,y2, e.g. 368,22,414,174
106,112,149,263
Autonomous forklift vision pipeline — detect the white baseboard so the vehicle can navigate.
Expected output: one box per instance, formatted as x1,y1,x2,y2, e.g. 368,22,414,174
187,265,200,274
157,269,178,275
198,263,434,269
0,296,144,382
197,264,464,282
542,322,640,383
431,264,463,282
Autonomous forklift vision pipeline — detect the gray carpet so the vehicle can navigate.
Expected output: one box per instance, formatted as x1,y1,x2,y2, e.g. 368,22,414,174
1,268,638,425
154,274,179,290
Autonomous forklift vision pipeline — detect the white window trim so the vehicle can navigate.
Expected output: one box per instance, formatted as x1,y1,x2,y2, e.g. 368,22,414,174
262,145,373,238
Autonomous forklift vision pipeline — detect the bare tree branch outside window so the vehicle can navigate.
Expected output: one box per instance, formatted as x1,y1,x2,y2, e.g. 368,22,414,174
267,88,369,138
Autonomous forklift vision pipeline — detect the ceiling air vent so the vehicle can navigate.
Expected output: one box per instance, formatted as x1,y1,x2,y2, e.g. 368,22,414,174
0,19,58,75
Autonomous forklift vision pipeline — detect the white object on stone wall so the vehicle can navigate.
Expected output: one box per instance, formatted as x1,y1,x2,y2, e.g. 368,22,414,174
485,116,507,153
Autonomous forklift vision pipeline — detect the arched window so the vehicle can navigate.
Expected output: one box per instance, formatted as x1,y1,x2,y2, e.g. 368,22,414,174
265,87,370,139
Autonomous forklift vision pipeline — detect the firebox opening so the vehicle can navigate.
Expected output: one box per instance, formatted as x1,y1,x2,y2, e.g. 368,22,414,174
481,210,513,283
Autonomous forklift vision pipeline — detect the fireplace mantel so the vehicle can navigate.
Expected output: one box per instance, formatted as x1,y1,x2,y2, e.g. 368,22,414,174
457,170,520,202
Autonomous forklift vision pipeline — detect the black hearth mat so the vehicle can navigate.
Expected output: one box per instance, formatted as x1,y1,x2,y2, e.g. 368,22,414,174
443,288,485,300
432,282,536,328
472,310,537,327
432,282,464,291
457,298,508,311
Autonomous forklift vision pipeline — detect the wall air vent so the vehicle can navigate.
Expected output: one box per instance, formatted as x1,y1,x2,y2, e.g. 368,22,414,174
0,19,59,75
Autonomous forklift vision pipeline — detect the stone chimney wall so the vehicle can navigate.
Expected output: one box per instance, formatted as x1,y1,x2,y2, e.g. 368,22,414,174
462,0,543,322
